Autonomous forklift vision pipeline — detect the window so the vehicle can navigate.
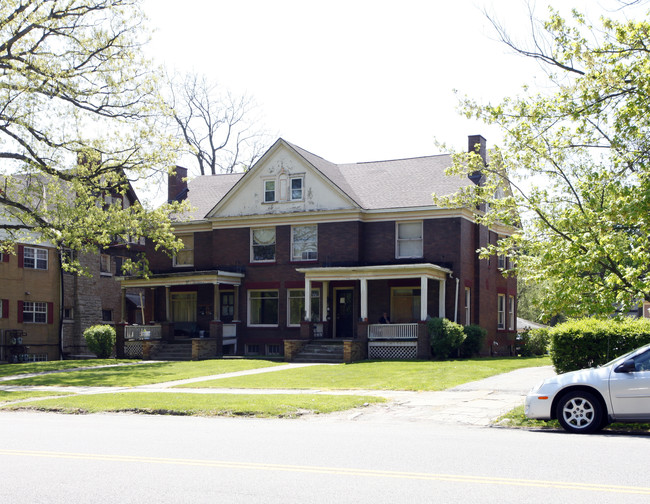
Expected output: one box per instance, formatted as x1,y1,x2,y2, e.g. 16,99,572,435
396,222,423,258
24,246,48,270
102,309,113,322
391,288,421,323
509,295,515,331
498,254,506,270
497,294,506,330
63,307,73,320
291,225,317,261
264,180,276,202
0,299,6,319
171,292,197,322
174,234,194,267
465,287,471,325
290,177,303,200
246,344,260,355
251,228,276,262
100,254,111,275
267,344,282,356
248,290,278,326
288,289,321,326
23,302,47,323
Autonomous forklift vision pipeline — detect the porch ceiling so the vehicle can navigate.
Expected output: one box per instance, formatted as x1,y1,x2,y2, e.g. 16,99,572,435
296,263,451,282
118,270,244,288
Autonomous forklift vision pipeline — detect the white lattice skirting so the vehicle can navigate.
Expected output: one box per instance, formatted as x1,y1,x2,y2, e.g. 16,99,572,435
368,341,417,360
124,341,143,359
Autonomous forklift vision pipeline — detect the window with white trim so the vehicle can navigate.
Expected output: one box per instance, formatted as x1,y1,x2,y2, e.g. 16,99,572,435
174,234,194,267
248,290,279,326
509,295,515,331
100,254,111,275
24,246,48,270
396,222,423,258
23,301,47,323
290,177,303,200
251,228,276,262
288,289,321,326
497,294,506,330
264,180,276,203
291,225,317,261
465,287,471,325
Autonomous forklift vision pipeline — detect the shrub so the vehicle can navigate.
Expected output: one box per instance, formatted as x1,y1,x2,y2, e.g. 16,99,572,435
83,324,116,359
460,324,486,357
428,317,466,359
550,318,650,373
517,327,550,357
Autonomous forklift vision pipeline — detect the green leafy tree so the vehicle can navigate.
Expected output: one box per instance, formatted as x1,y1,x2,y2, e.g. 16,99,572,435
0,0,186,272
438,3,650,319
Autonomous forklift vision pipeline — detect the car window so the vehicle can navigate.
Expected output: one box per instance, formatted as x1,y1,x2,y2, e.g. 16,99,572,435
634,350,650,372
604,345,650,367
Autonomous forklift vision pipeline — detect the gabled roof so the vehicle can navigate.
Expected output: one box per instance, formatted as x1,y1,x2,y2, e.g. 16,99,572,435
182,138,472,219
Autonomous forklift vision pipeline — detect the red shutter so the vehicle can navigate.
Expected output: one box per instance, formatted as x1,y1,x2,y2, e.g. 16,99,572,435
1,299,8,319
47,302,54,324
17,301,23,323
17,245,24,268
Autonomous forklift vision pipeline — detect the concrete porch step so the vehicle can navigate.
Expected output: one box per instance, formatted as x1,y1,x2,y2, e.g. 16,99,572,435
151,342,193,361
293,341,345,363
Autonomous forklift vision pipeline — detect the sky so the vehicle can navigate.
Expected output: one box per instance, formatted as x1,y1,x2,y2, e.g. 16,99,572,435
140,0,640,169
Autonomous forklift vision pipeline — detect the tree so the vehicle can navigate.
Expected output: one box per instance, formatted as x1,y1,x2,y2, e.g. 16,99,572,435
0,0,185,273
164,72,269,176
438,2,650,319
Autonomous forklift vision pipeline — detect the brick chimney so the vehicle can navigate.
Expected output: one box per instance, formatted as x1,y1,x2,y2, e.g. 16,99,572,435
467,135,487,184
168,166,188,203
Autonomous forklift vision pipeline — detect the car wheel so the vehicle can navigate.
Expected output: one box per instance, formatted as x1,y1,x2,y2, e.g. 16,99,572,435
556,391,603,434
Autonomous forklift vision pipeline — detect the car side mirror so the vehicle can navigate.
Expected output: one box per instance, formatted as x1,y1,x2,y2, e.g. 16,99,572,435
615,358,636,373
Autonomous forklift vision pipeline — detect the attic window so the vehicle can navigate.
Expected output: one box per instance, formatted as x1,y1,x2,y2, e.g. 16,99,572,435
290,177,303,201
264,180,275,203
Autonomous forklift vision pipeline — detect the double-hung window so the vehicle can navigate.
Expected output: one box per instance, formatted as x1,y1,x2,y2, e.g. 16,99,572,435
24,246,48,270
251,228,276,262
264,180,276,203
497,294,506,330
174,234,194,267
290,177,303,200
396,222,423,258
288,289,321,326
509,295,515,330
291,225,317,261
248,290,279,326
465,287,471,325
23,301,47,323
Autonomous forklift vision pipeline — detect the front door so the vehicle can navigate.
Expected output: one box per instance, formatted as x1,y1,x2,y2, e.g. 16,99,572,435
220,292,234,323
334,288,354,339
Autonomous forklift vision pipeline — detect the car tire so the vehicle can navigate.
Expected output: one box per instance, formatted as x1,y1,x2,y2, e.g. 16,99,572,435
556,390,603,434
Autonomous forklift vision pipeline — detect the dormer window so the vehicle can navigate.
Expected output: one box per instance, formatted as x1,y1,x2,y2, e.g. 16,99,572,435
264,180,276,203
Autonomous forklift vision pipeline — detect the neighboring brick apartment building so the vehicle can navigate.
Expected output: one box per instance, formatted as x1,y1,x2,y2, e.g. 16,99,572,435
120,136,518,358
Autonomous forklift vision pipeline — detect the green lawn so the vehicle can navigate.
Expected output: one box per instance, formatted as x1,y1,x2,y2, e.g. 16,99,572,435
175,357,552,391
2,359,283,387
1,392,385,417
0,359,140,378
0,390,74,404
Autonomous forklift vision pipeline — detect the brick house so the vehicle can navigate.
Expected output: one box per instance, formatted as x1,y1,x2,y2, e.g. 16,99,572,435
118,136,517,360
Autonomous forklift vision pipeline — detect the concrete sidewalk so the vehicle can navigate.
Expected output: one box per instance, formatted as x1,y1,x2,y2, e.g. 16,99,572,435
0,363,556,426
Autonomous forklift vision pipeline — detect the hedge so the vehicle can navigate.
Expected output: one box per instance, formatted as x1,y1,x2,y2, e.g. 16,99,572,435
83,324,116,359
549,318,650,373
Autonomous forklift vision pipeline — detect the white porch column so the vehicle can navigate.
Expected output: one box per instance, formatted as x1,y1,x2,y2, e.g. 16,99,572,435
213,283,220,321
438,277,446,319
360,277,368,321
420,276,428,321
304,278,312,322
322,281,329,322
165,286,171,322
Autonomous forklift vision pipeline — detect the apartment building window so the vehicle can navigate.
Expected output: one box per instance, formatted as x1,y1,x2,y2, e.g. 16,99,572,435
100,254,112,275
509,295,516,331
251,228,276,262
0,299,7,319
248,290,278,326
174,234,194,267
102,309,113,322
63,307,74,320
396,221,423,258
288,289,321,326
465,287,471,325
24,246,48,270
497,294,506,330
291,225,317,261
23,302,47,323
264,180,276,202
290,177,303,200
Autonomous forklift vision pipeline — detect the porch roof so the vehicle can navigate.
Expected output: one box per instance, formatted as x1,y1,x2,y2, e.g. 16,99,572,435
117,270,244,289
296,263,452,282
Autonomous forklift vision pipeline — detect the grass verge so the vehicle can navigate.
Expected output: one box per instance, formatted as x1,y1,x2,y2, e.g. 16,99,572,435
0,390,74,404
497,405,650,433
0,360,139,378
0,392,385,418
2,359,283,387
175,356,552,391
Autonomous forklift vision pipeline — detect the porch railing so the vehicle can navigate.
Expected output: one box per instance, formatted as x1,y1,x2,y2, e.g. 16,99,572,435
125,325,162,340
368,323,418,340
